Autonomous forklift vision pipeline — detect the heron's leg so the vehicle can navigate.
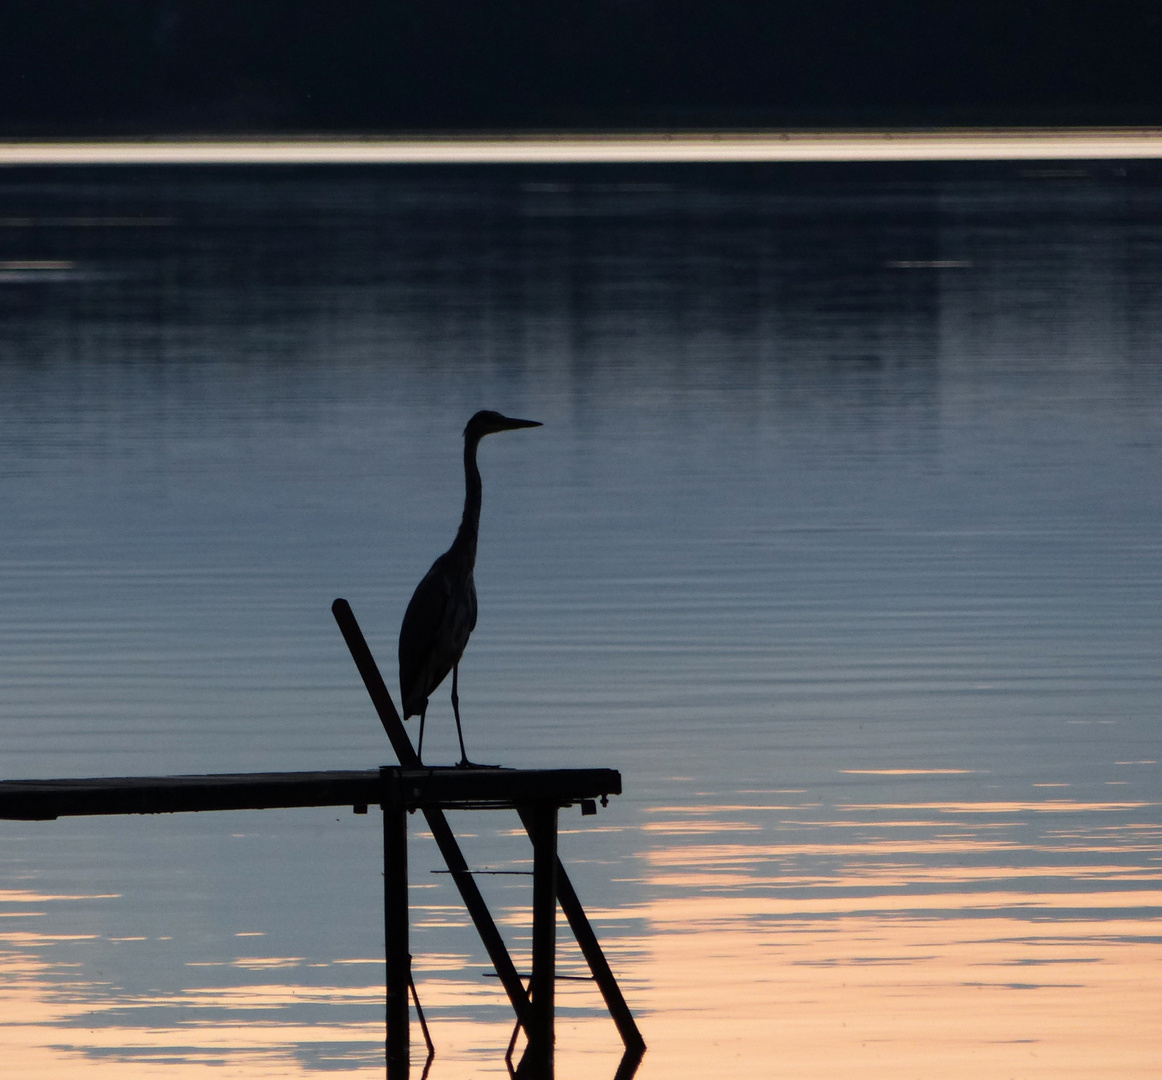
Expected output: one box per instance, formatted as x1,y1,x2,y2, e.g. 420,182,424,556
417,706,427,765
451,663,470,766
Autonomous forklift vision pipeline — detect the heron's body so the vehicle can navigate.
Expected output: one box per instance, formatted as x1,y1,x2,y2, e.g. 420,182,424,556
398,410,540,765
398,550,477,723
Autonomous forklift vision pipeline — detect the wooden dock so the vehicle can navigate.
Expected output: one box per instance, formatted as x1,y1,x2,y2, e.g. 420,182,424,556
0,599,645,1080
0,765,620,820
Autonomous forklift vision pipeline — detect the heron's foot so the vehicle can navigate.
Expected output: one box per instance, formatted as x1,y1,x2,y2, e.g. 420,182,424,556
456,757,503,770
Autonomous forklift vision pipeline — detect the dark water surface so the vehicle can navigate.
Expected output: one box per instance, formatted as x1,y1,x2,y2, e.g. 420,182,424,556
0,164,1160,1077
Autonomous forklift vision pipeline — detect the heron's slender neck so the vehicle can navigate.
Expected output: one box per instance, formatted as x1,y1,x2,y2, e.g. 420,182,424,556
454,432,483,566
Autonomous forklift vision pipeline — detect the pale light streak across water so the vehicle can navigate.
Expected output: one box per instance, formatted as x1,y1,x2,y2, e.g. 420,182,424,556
1,129,1162,166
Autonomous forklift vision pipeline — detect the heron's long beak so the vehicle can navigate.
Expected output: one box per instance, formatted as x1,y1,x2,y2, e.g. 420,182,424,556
497,416,542,431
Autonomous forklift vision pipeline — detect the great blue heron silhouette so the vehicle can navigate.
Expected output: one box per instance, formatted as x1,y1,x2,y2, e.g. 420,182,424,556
398,410,541,766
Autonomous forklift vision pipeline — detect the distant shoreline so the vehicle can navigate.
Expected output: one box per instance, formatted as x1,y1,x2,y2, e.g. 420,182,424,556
3,129,1162,165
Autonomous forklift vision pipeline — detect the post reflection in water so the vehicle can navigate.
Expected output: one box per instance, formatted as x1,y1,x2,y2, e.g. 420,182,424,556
0,162,1160,1076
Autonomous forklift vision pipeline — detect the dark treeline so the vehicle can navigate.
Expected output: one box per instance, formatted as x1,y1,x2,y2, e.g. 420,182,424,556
3,1,1161,134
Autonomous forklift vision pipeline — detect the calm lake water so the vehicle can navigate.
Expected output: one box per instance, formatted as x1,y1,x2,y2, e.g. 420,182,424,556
0,162,1160,1078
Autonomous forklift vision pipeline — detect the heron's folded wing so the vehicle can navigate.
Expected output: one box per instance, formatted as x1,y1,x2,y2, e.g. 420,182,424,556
398,557,455,711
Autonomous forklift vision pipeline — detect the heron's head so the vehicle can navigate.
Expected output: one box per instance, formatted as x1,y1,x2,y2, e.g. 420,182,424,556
464,410,542,441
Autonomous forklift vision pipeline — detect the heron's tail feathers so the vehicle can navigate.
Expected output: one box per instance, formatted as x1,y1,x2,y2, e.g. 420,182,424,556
401,693,428,722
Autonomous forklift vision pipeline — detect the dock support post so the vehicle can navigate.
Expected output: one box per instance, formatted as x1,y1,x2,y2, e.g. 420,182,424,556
516,808,645,1058
383,771,409,1080
517,802,558,1080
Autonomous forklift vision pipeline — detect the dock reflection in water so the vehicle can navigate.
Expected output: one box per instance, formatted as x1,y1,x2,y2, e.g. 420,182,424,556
0,160,1160,1076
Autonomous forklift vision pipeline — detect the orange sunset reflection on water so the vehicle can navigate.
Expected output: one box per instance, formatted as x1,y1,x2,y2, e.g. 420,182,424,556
631,798,1162,1079
2,784,1160,1078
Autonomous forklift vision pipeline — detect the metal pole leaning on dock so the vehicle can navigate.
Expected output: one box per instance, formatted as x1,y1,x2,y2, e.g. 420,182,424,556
332,598,643,1077
332,600,532,1025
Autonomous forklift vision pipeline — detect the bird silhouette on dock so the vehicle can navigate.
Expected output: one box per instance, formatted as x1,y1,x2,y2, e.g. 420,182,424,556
399,410,541,766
